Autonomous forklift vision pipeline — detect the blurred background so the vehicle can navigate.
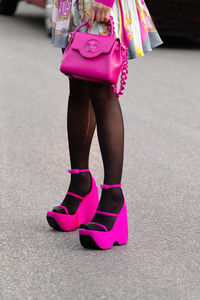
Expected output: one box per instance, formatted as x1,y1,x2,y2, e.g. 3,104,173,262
0,0,53,35
1,1,200,300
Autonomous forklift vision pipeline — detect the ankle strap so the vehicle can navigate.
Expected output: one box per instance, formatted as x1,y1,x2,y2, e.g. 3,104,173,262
67,169,90,174
100,184,121,189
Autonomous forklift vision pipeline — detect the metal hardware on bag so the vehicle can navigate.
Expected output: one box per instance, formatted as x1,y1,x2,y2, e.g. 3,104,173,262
121,46,126,56
68,33,71,42
122,44,126,51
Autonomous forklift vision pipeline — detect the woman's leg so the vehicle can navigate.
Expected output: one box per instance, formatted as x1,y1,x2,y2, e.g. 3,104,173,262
53,77,96,214
82,82,125,231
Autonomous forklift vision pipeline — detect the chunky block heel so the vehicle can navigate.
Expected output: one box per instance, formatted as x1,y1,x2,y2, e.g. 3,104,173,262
79,183,128,250
46,169,99,231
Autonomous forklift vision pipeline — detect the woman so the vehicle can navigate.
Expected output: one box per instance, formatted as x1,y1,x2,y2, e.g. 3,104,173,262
46,0,163,250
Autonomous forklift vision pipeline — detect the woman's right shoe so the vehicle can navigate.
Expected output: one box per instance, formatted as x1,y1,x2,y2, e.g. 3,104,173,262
79,184,128,250
46,169,99,231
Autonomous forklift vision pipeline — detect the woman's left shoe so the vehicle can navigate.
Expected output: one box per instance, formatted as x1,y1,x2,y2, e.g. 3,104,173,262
79,184,128,250
46,169,99,231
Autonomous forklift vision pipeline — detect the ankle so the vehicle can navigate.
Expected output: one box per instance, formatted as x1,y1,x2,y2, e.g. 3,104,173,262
102,187,123,199
69,172,92,196
98,188,124,213
70,172,91,184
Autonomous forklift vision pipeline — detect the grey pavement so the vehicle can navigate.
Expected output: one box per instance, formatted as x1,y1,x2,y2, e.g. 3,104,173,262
1,2,200,300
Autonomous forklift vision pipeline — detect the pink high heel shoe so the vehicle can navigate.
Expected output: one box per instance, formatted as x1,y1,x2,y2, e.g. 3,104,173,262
79,184,128,250
46,169,99,231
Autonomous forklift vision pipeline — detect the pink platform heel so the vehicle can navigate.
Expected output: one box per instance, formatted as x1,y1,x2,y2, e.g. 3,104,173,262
46,169,99,231
79,184,128,250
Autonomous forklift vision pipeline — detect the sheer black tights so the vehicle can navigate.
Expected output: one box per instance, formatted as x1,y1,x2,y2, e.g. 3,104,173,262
54,78,124,231
53,78,96,214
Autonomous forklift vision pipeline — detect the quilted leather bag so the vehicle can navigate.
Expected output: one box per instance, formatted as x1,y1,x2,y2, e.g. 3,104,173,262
60,15,128,98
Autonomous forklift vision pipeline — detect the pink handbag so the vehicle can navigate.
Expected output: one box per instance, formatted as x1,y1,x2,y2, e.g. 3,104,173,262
60,16,128,98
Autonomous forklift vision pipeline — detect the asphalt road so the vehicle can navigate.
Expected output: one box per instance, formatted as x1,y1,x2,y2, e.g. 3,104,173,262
1,2,200,300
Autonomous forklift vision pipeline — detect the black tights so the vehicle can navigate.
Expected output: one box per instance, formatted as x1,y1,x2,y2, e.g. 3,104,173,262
53,50,125,230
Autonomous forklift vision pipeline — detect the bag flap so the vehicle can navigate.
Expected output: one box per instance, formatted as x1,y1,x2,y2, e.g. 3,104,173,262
71,32,119,58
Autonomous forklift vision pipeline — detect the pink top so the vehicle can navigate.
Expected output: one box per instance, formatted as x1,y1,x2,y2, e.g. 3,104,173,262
57,0,115,18
94,0,115,8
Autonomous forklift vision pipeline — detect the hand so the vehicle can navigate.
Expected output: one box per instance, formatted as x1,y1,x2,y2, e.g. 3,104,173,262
88,2,111,31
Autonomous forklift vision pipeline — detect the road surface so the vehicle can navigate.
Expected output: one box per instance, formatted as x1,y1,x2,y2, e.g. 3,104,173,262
1,2,200,299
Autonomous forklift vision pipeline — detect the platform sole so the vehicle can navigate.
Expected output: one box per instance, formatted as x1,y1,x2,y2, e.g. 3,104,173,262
79,233,127,250
46,216,65,231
